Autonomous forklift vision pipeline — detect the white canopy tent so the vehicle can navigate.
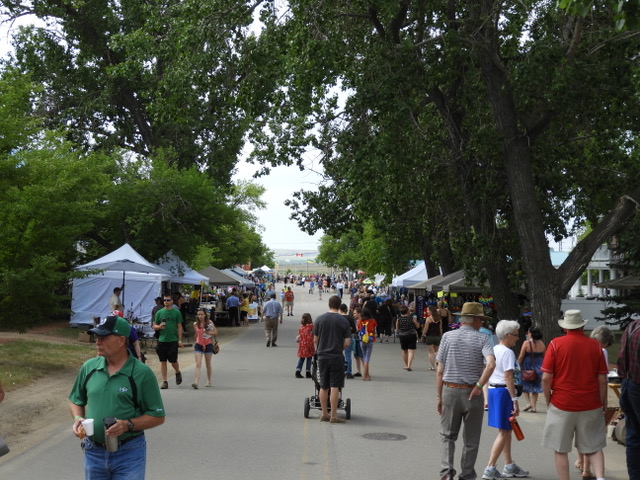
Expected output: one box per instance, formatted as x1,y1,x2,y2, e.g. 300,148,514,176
391,262,427,288
155,250,209,285
223,269,255,289
71,244,170,326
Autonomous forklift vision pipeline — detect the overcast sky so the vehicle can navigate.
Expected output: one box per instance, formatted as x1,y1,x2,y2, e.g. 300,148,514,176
235,159,324,252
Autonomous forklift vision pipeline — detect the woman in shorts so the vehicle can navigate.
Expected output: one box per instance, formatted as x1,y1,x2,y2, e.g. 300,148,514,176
354,307,377,381
395,305,420,371
481,320,529,480
192,308,217,389
422,305,443,371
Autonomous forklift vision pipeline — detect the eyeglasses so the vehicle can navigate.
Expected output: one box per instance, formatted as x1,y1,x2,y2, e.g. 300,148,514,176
163,299,172,302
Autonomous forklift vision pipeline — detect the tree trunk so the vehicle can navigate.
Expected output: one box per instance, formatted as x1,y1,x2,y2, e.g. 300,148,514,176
472,1,640,340
420,234,438,278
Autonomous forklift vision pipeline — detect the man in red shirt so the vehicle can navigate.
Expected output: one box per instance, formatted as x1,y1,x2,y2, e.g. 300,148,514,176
284,287,295,316
541,310,608,480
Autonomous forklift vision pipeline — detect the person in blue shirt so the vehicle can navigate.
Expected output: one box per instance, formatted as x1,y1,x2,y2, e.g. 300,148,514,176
225,290,241,327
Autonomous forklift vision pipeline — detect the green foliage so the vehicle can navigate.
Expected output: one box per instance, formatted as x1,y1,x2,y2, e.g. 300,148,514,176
0,126,114,330
317,231,362,271
596,291,640,329
0,65,271,329
3,0,270,180
251,0,640,330
557,0,640,30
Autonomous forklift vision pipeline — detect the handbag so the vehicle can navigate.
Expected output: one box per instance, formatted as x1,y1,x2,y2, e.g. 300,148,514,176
0,432,9,457
521,340,537,382
212,339,220,355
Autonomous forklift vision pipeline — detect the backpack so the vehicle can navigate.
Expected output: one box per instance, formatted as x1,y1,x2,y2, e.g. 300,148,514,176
285,291,294,302
359,322,370,343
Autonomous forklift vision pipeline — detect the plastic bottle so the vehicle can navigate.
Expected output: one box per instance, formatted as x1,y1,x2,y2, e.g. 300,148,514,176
509,416,524,441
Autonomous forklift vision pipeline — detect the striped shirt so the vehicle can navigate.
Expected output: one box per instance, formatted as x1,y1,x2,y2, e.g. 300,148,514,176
437,325,495,384
618,318,640,384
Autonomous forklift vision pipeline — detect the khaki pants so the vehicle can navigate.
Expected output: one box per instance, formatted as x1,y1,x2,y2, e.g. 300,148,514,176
439,386,484,480
264,317,279,343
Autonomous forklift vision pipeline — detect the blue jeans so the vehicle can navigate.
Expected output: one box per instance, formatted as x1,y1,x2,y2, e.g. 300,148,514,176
296,357,312,373
620,379,640,480
344,340,353,375
83,434,146,480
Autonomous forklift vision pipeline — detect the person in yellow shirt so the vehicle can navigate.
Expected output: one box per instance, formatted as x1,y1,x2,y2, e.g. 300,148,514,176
239,292,250,326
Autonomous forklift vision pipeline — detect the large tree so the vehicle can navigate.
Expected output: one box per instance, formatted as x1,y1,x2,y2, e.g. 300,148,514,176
251,1,640,338
2,0,271,181
0,64,272,329
0,68,113,329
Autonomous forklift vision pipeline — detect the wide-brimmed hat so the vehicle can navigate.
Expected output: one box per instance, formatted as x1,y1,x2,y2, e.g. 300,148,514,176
453,302,492,320
558,309,588,330
89,315,131,337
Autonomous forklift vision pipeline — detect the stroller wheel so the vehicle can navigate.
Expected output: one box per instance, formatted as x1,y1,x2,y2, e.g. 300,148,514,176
304,397,310,418
345,398,351,419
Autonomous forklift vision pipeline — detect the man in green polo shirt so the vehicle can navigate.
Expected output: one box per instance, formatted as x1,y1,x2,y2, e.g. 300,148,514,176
69,315,165,479
153,292,184,389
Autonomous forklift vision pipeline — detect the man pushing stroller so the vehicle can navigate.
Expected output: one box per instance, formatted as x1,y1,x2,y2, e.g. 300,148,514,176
313,295,352,424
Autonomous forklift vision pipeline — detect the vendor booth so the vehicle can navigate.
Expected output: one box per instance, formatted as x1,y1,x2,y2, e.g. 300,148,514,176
71,244,171,327
155,250,209,286
391,262,427,288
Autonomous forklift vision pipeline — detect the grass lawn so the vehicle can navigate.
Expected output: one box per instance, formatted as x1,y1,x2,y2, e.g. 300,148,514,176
0,339,95,391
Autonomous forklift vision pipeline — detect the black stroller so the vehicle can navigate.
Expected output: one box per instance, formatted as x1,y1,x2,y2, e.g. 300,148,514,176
303,355,351,419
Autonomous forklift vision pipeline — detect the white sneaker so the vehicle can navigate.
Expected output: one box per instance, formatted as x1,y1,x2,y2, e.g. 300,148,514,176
502,464,529,478
482,466,507,479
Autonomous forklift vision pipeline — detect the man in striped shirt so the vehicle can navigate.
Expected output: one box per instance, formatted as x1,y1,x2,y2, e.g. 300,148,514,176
436,302,496,480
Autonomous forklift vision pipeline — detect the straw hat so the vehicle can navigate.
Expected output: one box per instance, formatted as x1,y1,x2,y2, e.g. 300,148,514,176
453,302,492,320
558,309,588,330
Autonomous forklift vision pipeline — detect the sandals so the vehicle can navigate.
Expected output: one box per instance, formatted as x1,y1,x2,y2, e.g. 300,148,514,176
523,406,532,412
575,460,594,479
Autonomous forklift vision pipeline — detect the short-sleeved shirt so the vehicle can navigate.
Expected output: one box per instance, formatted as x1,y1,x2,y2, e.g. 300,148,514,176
240,298,249,312
314,312,351,360
68,353,165,444
541,329,608,411
489,344,516,385
154,307,183,342
437,325,495,384
109,294,121,312
226,296,240,308
263,299,282,318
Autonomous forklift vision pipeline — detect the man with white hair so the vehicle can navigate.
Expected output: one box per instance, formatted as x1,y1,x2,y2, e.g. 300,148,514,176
541,310,608,480
435,302,496,480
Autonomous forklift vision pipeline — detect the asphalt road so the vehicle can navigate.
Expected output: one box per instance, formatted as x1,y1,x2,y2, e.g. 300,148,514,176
1,284,629,479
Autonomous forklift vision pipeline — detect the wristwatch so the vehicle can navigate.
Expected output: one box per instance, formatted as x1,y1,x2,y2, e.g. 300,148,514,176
127,420,135,432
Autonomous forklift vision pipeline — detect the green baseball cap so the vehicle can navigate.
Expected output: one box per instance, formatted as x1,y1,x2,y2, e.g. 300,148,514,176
89,315,131,337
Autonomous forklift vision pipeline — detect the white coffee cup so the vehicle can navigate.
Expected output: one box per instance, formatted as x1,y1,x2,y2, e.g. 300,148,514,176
82,418,94,436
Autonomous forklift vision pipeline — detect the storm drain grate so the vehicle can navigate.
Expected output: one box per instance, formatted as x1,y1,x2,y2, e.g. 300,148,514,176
362,433,407,441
